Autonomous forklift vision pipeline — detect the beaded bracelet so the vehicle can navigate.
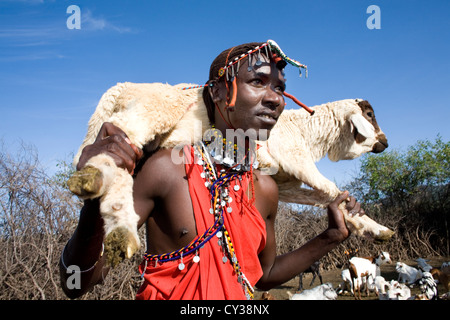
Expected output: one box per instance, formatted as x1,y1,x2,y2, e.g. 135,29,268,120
60,242,104,273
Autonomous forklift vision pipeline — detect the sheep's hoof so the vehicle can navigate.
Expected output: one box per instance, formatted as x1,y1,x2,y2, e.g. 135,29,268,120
104,226,140,268
373,229,395,243
360,228,395,243
67,166,103,198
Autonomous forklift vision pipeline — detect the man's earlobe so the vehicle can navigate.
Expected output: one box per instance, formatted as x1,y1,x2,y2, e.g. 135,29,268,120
209,81,225,103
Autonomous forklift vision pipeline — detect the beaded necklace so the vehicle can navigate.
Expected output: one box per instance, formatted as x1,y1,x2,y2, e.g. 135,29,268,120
143,139,256,299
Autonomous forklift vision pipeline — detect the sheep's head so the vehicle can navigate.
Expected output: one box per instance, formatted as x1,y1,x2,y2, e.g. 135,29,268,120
329,99,388,161
322,283,338,300
395,262,405,272
355,99,388,153
376,251,392,265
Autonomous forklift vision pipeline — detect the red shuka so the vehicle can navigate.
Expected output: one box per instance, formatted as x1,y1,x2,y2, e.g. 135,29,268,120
136,145,266,300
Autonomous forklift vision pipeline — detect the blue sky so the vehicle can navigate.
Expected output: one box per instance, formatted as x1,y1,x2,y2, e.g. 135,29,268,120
1,0,449,187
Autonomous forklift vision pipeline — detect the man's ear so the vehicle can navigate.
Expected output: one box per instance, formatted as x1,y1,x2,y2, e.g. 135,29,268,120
209,80,226,103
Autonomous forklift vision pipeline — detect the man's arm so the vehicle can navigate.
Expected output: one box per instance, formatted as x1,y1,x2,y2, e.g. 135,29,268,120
59,199,108,299
60,122,143,299
256,190,362,291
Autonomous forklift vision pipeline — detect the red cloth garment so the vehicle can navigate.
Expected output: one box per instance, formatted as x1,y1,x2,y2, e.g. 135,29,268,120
136,145,266,300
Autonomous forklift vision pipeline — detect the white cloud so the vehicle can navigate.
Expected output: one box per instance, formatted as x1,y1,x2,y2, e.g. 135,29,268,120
82,9,132,34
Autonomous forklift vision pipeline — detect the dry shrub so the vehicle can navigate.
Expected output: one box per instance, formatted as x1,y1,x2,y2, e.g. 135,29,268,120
274,201,446,271
1,141,447,299
0,142,144,300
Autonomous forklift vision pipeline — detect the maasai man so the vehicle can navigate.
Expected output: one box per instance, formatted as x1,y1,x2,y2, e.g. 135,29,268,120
60,41,365,300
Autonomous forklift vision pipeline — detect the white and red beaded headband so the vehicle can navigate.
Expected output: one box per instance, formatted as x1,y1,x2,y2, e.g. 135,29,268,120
182,40,314,115
218,40,308,80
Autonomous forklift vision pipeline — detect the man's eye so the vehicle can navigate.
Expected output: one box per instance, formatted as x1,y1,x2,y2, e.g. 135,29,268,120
251,79,263,85
275,85,285,93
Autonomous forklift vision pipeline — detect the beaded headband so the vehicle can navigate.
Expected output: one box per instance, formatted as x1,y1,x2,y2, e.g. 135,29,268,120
218,39,314,115
182,39,314,115
217,39,308,81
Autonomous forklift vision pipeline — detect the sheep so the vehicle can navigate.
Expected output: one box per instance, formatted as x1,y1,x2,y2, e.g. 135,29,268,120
260,291,276,300
378,280,411,300
336,248,359,295
416,258,433,272
287,283,337,300
68,82,393,265
396,262,423,285
417,272,438,300
298,260,323,291
257,98,394,242
430,267,450,293
67,82,206,266
348,258,377,300
373,275,390,296
337,269,354,295
348,251,392,299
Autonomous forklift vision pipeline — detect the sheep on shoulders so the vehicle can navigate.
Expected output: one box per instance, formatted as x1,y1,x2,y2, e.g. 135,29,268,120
258,99,394,242
68,81,394,265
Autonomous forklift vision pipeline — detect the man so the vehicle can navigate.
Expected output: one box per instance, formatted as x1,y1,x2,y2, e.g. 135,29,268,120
60,41,364,299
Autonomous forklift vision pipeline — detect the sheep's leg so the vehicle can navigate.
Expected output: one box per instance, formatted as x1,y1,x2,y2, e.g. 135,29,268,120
365,277,370,297
274,161,394,241
340,203,395,242
68,154,116,199
278,184,332,206
68,154,140,266
353,279,360,300
278,182,394,241
357,280,362,300
298,274,304,291
318,273,323,285
100,165,140,267
309,273,317,287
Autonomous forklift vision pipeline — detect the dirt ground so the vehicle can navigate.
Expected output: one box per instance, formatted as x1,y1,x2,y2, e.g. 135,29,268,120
254,256,450,300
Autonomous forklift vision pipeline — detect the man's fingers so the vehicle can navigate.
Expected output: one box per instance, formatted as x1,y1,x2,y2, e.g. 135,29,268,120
128,140,144,160
330,191,349,208
91,122,143,173
95,122,128,142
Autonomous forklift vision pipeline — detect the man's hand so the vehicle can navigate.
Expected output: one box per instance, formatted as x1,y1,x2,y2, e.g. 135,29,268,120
77,122,143,173
326,191,365,242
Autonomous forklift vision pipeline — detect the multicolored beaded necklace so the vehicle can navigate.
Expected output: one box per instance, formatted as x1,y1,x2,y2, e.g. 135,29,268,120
142,136,257,299
142,39,313,299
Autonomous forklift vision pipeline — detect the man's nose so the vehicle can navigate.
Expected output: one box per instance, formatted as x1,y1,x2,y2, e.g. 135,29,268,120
263,86,284,110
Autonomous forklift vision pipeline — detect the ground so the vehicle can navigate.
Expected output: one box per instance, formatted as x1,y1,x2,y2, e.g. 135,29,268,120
254,256,449,300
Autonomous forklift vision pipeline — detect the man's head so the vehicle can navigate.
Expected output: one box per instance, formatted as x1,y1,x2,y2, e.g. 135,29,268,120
203,42,287,140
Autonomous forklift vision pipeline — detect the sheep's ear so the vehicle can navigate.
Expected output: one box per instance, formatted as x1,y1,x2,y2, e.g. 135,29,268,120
350,113,376,139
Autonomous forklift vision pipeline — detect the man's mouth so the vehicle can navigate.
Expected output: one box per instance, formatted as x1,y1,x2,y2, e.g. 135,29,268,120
256,113,278,126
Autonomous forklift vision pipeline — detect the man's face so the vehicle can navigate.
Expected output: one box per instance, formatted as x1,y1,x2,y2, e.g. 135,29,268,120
214,55,286,140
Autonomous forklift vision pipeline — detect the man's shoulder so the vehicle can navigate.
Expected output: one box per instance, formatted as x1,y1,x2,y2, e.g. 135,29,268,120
134,147,186,191
254,171,279,202
255,170,278,191
139,147,186,174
